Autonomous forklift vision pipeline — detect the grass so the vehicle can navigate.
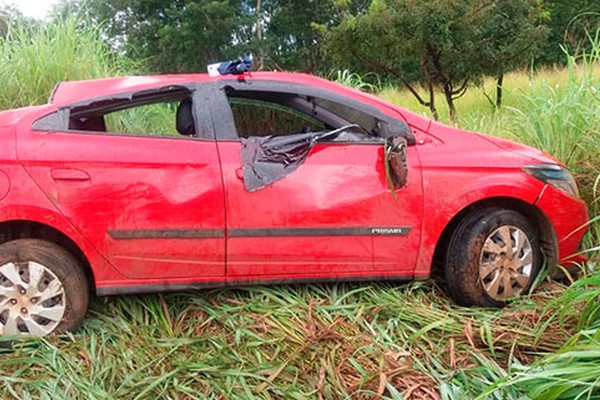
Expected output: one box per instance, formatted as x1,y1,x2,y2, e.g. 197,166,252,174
0,17,598,400
379,53,600,258
0,18,127,109
0,283,584,399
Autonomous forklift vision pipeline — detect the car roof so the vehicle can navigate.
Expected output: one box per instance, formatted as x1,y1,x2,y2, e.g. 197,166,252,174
49,72,346,106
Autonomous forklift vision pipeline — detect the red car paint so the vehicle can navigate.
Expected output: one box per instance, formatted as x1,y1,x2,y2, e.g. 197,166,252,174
0,72,588,295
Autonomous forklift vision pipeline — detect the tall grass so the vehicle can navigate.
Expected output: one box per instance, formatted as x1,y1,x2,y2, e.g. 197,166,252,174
508,274,600,399
0,16,598,400
331,69,383,93
380,42,600,264
0,17,126,109
379,32,600,400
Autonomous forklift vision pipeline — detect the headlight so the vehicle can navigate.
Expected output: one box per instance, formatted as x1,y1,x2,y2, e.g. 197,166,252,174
523,163,579,197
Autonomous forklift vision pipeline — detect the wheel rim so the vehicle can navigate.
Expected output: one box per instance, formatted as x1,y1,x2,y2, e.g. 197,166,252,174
479,225,534,301
0,261,65,336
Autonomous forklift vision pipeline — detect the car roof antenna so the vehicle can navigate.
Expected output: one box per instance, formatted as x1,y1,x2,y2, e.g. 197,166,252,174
208,54,253,77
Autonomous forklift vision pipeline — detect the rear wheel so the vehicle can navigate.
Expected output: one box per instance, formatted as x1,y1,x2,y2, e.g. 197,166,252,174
0,239,88,336
445,208,541,307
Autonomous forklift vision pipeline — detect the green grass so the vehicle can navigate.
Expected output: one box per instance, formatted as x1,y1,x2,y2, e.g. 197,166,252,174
379,51,600,261
0,18,127,109
0,283,584,399
0,17,598,400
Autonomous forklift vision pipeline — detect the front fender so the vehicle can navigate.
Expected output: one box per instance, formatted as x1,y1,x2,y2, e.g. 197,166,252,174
414,167,545,275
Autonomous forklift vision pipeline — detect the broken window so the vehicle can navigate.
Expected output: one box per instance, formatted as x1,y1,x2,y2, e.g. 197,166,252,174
230,98,325,137
225,89,381,142
221,86,413,191
101,102,181,137
58,86,199,138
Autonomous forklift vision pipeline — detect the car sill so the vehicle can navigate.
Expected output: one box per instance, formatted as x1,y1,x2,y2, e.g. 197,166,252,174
96,274,422,296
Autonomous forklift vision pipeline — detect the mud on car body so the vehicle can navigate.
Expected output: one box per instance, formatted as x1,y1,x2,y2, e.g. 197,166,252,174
0,69,588,336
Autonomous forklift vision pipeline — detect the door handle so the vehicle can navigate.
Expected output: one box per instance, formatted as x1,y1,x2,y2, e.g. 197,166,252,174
235,168,244,180
51,168,91,182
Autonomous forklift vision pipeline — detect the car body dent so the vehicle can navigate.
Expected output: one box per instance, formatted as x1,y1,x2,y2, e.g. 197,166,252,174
17,128,227,281
0,71,587,295
217,140,424,277
0,187,122,285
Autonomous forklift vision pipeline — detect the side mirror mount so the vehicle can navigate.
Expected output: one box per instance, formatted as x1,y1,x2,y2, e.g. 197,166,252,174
385,136,408,189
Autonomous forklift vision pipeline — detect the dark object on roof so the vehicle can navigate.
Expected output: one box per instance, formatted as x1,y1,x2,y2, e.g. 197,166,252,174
218,55,253,76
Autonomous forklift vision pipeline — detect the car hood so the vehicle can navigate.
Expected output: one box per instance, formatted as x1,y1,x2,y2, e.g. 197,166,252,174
421,121,560,168
476,132,562,165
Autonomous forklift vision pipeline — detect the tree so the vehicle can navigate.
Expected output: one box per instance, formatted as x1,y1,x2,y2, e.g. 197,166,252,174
258,0,369,73
538,0,600,65
59,0,253,74
57,0,370,74
476,0,547,108
0,5,33,38
325,0,546,121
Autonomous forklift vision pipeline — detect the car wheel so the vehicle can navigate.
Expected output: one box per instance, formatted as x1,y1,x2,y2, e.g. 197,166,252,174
0,239,89,336
445,208,541,307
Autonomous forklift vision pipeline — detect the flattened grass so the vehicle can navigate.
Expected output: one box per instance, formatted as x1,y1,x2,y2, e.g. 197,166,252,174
0,282,583,399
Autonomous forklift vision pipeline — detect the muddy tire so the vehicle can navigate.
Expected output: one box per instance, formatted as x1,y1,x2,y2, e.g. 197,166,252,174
445,208,541,307
0,239,89,336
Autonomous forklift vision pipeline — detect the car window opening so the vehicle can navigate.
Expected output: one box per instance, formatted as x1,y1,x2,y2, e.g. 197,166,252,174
224,88,383,142
66,86,196,138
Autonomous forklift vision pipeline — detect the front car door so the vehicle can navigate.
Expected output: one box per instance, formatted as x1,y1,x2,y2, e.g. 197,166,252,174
18,84,226,287
212,79,424,281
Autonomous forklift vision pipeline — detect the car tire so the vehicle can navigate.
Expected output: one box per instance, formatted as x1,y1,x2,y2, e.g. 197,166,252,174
0,239,89,336
445,208,541,307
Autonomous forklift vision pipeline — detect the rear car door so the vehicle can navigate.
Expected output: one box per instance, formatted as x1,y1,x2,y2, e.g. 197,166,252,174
18,84,226,282
212,80,424,280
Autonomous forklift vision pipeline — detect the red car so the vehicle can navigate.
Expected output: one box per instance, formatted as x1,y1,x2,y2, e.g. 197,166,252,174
0,71,588,337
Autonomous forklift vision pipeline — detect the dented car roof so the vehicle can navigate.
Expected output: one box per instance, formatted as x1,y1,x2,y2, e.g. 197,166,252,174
47,72,408,124
49,72,357,106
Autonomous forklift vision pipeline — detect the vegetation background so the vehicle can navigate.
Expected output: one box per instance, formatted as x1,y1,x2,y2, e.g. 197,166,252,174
0,1,598,399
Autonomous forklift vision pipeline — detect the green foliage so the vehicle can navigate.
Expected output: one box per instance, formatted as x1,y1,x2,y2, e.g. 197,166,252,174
480,271,600,400
0,17,124,109
61,0,369,74
255,0,369,72
539,0,600,65
325,0,547,121
0,4,28,37
0,282,579,399
260,0,334,72
105,103,180,137
65,0,252,74
47,0,600,90
331,69,382,92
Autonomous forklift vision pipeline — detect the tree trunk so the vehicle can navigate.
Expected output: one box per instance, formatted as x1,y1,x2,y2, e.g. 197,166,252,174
443,83,458,123
428,79,439,121
496,69,504,109
255,0,264,70
420,57,439,120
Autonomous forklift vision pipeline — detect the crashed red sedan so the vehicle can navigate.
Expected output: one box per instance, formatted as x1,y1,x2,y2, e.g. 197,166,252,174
0,71,588,336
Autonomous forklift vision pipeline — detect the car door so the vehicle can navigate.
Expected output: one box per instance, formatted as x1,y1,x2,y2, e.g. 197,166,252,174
212,79,424,279
18,84,226,282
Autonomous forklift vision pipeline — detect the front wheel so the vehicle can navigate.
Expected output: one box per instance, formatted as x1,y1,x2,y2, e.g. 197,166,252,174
0,239,89,336
445,208,541,307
